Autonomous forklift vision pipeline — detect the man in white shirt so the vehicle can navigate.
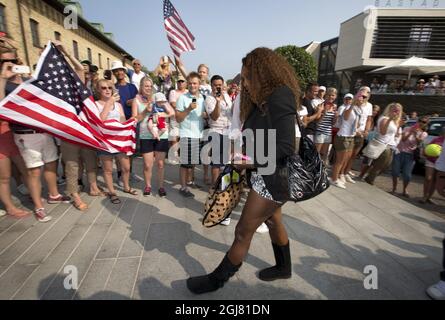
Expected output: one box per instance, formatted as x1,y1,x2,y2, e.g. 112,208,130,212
128,59,147,89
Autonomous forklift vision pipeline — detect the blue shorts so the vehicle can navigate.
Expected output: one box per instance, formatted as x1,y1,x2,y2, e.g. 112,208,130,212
392,152,415,183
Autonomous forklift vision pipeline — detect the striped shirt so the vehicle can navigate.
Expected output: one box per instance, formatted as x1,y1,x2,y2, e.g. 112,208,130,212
316,111,336,136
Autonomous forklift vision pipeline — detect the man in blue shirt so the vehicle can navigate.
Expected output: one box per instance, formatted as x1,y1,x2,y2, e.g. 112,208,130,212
111,61,138,120
176,72,205,198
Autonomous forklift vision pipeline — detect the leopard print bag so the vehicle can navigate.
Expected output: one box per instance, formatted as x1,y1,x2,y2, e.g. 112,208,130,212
203,166,244,228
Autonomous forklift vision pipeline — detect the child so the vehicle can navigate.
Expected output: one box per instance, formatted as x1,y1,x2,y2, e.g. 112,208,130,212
148,93,168,141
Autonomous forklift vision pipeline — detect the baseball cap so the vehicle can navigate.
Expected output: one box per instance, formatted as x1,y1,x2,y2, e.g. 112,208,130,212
81,60,92,66
154,92,167,103
177,75,186,82
344,93,354,99
319,86,326,92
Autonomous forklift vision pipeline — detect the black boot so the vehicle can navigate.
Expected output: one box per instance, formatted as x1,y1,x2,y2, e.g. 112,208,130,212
187,254,242,295
258,242,292,281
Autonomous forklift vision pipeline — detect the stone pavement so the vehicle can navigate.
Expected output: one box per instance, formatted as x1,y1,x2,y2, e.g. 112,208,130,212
0,159,444,300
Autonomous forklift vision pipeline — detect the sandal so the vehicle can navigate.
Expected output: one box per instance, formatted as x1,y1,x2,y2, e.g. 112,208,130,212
123,189,138,196
7,208,32,219
73,201,88,212
108,193,121,205
89,190,106,197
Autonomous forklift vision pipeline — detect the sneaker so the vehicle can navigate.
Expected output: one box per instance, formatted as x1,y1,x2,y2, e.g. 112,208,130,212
187,181,201,189
180,188,195,198
130,173,143,183
220,218,231,226
17,184,30,196
143,187,152,197
57,177,66,186
34,208,52,223
158,188,167,197
256,223,269,234
339,175,347,184
47,194,71,204
332,180,347,189
348,172,357,177
0,209,6,217
345,174,356,184
426,281,445,300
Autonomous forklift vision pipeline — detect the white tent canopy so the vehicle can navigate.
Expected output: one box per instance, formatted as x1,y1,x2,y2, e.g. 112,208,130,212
369,56,445,79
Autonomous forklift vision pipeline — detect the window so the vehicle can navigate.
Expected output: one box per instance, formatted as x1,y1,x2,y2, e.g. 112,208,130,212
30,19,40,47
408,24,432,56
0,4,6,33
87,48,92,62
107,58,110,69
98,53,102,69
73,40,79,59
54,31,61,41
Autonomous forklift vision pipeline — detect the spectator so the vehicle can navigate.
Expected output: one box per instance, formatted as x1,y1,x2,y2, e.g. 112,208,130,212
370,78,380,94
132,78,174,197
410,112,418,121
315,88,338,165
420,127,445,205
175,72,205,198
168,75,188,164
433,75,441,88
316,86,326,103
301,83,323,142
95,79,138,204
1,46,70,223
128,59,147,89
426,141,445,300
205,75,232,184
344,87,374,180
438,81,445,96
331,93,357,189
417,79,426,93
378,81,388,94
361,103,403,183
391,116,429,197
153,56,175,96
425,78,436,95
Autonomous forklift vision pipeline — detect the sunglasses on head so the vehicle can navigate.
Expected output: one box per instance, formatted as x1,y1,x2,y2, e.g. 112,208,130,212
1,59,18,64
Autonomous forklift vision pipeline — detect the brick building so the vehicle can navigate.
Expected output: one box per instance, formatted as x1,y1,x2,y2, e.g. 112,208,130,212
0,0,134,71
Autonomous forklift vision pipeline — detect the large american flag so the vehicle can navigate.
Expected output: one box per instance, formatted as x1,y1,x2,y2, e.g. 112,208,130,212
0,42,136,155
163,0,196,59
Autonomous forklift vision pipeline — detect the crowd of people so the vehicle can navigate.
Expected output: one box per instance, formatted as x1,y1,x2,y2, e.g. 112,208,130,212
0,42,445,300
359,76,445,95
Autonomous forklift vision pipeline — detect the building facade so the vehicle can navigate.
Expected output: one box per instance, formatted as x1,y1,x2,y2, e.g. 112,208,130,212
0,0,134,71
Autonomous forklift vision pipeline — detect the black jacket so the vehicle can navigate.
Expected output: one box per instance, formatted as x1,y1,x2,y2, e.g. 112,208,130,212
243,86,297,201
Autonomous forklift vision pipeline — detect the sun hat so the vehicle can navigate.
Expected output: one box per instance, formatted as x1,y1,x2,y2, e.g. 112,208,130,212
111,60,128,72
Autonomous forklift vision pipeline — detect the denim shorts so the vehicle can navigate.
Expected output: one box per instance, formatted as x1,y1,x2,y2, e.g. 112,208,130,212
314,134,332,144
391,152,415,183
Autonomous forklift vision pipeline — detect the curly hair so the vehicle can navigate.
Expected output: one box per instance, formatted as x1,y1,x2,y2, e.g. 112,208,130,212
239,47,301,122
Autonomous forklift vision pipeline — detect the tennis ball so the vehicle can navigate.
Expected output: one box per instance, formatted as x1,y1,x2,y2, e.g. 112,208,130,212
425,144,442,158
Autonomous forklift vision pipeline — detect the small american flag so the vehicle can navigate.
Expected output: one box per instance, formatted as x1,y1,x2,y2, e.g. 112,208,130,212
163,0,196,59
0,42,136,155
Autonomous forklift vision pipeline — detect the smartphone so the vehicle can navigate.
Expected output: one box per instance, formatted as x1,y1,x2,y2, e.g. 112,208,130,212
12,65,30,74
192,98,197,103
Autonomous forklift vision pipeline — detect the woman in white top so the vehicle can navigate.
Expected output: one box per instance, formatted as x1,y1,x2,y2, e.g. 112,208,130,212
360,103,403,182
95,79,138,204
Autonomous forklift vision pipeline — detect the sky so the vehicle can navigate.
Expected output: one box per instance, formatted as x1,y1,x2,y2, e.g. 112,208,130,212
77,0,445,79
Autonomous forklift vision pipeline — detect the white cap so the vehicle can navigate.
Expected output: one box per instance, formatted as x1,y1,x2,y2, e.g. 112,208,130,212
344,93,354,99
110,60,128,72
154,92,167,102
319,86,326,92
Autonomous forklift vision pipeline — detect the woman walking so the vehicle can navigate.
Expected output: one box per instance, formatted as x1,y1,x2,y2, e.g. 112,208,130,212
187,48,298,294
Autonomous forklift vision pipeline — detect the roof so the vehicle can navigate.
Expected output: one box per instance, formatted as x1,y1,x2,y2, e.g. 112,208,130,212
43,0,134,61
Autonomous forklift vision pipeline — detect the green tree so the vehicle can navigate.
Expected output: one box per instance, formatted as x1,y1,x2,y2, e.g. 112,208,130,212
274,45,318,90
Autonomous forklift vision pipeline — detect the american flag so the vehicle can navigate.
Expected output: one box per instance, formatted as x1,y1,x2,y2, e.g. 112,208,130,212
163,0,196,59
0,42,136,155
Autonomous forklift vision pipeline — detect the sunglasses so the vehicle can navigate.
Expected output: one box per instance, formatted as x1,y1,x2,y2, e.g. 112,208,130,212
1,59,18,64
101,86,113,90
361,95,369,99
420,121,429,124
133,63,141,66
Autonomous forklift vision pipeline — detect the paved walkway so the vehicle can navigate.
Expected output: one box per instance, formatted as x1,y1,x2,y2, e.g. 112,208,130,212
0,159,444,300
